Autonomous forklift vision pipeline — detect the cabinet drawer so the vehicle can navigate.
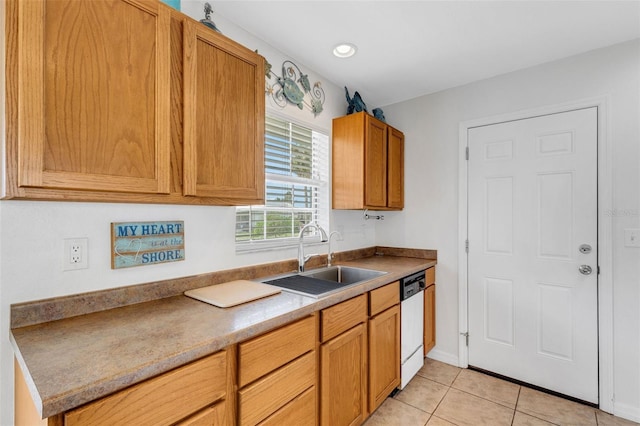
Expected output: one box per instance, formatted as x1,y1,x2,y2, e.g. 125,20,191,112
426,267,436,286
239,351,316,426
65,351,227,426
321,294,367,342
176,401,226,426
258,386,316,426
239,315,316,387
369,281,399,316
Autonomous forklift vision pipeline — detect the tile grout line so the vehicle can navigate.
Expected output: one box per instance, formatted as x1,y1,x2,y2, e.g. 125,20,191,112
429,368,463,425
511,386,522,426
431,386,458,426
393,376,452,417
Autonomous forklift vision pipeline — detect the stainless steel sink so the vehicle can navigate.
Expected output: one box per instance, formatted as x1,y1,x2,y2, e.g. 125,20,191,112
301,265,385,284
262,266,387,298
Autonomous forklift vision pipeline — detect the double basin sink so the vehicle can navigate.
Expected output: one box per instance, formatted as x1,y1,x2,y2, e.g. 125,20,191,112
262,265,387,298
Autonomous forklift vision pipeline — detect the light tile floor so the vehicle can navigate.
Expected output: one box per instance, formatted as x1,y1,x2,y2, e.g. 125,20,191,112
364,359,640,426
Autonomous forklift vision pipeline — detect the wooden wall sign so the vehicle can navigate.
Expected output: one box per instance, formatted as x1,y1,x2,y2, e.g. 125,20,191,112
111,221,184,269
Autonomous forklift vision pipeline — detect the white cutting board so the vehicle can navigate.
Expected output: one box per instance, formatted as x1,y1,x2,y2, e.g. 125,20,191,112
184,280,281,308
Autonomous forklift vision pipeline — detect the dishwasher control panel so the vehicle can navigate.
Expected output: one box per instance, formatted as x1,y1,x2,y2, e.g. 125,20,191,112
400,270,426,300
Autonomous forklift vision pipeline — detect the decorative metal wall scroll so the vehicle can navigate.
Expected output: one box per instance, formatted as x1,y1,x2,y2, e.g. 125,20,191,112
266,60,325,117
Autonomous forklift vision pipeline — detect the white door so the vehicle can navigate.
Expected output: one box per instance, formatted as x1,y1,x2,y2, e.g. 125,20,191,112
467,107,598,404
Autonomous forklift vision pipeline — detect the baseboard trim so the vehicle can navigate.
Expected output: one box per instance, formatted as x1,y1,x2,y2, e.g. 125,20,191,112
425,349,459,367
613,402,640,423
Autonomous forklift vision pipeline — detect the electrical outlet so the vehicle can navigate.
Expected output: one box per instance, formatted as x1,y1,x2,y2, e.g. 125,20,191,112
64,238,88,271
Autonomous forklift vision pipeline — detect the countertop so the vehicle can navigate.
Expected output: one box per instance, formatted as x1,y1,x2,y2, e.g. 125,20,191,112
11,252,436,419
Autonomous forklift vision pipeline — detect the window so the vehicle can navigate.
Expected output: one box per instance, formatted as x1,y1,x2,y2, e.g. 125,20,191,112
236,115,329,249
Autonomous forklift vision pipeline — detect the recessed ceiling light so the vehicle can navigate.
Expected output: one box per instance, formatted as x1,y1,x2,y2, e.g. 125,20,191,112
333,43,357,58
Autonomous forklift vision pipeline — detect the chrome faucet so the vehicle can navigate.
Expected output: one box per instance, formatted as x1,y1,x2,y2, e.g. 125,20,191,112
297,223,328,272
327,231,342,267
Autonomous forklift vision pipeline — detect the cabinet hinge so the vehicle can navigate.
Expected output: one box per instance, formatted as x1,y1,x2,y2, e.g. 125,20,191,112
461,332,469,346
465,239,469,253
465,146,469,160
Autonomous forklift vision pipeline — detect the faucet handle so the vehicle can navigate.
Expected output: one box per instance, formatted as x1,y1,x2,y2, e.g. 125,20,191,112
327,231,342,267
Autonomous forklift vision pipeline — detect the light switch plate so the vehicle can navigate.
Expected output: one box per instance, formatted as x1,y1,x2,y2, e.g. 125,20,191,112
624,229,640,248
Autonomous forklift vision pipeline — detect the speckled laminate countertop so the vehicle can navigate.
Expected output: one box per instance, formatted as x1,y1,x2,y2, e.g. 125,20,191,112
11,250,436,419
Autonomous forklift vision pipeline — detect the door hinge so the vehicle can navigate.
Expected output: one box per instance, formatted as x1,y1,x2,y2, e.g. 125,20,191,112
597,265,600,275
461,332,469,346
465,146,469,160
465,239,469,253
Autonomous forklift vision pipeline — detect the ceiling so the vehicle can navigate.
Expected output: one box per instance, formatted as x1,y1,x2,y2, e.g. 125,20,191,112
210,1,640,108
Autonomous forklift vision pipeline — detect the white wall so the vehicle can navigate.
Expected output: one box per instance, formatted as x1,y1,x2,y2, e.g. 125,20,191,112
378,39,640,420
0,4,378,424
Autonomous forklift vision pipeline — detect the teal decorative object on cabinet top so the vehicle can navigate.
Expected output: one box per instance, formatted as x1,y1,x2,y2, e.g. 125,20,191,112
345,87,367,115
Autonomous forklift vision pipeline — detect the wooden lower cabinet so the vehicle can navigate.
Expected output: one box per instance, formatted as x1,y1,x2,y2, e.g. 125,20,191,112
368,304,401,412
368,282,401,414
424,267,436,355
64,351,229,426
176,402,226,426
320,323,368,426
239,352,315,425
258,386,316,426
15,351,231,426
238,315,318,426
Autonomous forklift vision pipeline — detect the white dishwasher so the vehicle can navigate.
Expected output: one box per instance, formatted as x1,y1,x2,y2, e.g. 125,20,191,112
399,270,426,389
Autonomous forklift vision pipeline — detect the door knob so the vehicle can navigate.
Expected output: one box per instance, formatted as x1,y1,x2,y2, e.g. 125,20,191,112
579,265,592,275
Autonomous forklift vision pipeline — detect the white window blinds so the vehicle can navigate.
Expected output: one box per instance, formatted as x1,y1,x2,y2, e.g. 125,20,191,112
236,116,329,248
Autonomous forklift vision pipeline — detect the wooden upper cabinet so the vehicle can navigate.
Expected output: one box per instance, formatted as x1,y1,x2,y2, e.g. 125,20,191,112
5,0,265,205
183,20,265,203
364,117,388,208
387,127,404,209
332,111,404,210
17,0,171,194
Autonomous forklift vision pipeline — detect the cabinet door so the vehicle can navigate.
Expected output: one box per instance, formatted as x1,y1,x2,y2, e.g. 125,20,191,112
17,0,171,194
369,304,400,412
364,117,388,208
424,284,436,355
183,21,265,203
176,402,226,426
387,127,404,209
320,323,367,426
